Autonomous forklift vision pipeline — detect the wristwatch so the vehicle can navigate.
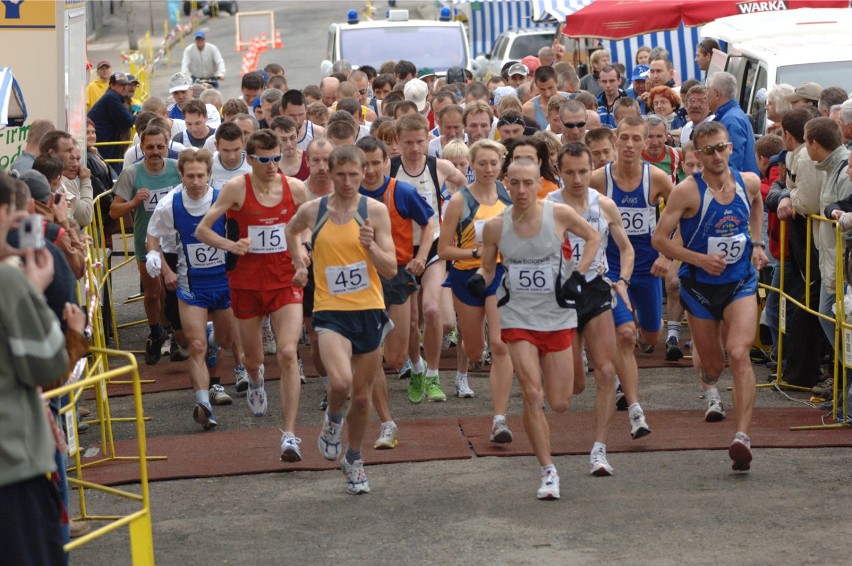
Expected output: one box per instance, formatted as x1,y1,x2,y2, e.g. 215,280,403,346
618,277,631,286
471,247,480,259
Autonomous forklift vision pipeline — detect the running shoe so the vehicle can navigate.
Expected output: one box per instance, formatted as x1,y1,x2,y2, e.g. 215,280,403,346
298,354,306,384
615,383,628,411
209,384,233,406
664,335,683,361
398,357,412,380
636,333,655,353
629,406,651,440
318,392,328,411
590,450,613,477
279,432,302,463
446,328,459,348
705,397,726,422
192,402,217,431
536,472,560,500
341,457,370,494
145,331,167,366
318,413,344,460
169,340,189,362
729,433,752,471
205,322,220,369
234,365,250,395
373,421,398,450
426,375,447,402
246,377,267,417
262,316,276,355
408,368,426,404
490,416,513,443
160,332,173,356
455,375,475,398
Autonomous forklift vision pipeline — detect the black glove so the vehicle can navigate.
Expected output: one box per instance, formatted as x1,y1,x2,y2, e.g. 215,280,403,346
560,271,586,302
466,273,487,299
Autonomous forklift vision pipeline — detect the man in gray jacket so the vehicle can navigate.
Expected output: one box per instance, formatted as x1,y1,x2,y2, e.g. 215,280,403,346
0,171,70,564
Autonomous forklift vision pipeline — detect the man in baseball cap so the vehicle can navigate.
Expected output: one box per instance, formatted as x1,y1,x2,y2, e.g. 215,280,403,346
404,78,436,128
506,63,529,89
417,67,437,92
784,82,822,109
86,60,113,110
627,64,649,109
88,71,135,167
167,72,193,120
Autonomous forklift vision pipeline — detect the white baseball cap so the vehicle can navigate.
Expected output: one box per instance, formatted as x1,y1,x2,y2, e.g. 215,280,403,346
404,78,429,112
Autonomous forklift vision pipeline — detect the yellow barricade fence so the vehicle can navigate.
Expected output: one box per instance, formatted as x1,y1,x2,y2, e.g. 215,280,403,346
758,214,849,430
45,349,155,565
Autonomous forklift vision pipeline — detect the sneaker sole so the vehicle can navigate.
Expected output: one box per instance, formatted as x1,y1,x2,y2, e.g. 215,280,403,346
615,396,628,411
537,491,560,500
591,465,613,477
280,449,303,463
665,348,684,362
235,381,249,394
428,395,447,402
490,430,513,444
192,405,217,431
729,442,752,471
705,409,726,422
456,391,475,398
373,439,398,450
631,427,651,440
408,391,425,404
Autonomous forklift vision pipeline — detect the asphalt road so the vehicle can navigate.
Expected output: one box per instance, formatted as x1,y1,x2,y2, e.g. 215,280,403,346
71,3,852,565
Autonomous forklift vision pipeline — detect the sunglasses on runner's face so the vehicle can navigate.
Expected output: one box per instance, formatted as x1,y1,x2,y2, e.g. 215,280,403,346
251,154,283,164
698,142,731,155
562,121,587,129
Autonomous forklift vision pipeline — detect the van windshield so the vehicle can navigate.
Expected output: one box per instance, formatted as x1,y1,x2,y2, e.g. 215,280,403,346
508,34,553,59
339,26,467,72
779,62,852,93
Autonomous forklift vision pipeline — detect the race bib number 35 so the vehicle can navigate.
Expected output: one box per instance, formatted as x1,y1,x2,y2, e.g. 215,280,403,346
708,233,747,264
143,188,173,212
186,243,225,268
326,261,369,295
508,263,554,294
248,223,286,254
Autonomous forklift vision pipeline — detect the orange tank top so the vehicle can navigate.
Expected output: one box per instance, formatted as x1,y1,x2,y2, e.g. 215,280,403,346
311,195,385,312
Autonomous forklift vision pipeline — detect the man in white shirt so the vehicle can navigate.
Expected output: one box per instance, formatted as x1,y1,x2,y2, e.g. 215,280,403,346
181,31,225,87
209,122,252,190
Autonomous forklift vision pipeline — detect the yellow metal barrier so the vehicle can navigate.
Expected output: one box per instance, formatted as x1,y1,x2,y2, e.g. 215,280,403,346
92,140,135,165
758,215,849,430
44,349,156,564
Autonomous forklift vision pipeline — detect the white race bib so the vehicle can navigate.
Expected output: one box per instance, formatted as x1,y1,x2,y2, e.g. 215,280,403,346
508,262,554,294
326,261,369,295
186,243,225,269
708,233,747,264
248,223,286,254
620,208,654,236
473,219,487,245
144,187,173,212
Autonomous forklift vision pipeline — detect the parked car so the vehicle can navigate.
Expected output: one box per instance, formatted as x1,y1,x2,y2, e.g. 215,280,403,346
476,28,557,76
183,1,238,16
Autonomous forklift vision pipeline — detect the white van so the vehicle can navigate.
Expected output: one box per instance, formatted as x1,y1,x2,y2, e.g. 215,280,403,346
322,9,472,74
702,8,852,133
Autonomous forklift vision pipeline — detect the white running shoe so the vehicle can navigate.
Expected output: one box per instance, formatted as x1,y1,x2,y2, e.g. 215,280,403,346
629,406,651,440
536,472,560,500
373,421,398,449
209,384,233,406
246,377,267,417
590,450,613,477
262,316,276,356
705,397,726,422
279,432,302,463
298,356,307,384
729,433,752,471
341,457,370,495
192,402,217,431
234,366,250,396
490,416,513,443
455,375,475,398
318,413,344,460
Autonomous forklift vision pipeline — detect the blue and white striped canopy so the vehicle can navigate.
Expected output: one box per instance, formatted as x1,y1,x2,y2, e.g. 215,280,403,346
0,68,27,128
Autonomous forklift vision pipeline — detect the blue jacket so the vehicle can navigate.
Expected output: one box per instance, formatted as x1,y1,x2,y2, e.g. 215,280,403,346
88,88,134,162
597,89,627,128
713,99,760,175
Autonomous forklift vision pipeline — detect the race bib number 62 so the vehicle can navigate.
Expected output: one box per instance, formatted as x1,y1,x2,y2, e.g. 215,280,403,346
186,243,225,269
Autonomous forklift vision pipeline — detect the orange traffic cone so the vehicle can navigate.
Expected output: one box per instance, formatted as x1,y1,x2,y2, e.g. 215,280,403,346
274,29,283,49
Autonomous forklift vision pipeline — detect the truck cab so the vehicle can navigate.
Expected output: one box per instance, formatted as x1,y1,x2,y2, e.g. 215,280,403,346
323,9,472,74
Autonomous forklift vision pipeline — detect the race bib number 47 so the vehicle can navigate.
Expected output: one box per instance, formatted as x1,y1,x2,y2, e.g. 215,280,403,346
143,188,173,212
248,223,286,254
326,261,369,295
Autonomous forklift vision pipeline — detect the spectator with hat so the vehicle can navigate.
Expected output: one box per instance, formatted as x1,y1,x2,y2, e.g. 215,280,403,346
784,82,822,110
167,72,194,120
417,67,437,92
626,64,649,113
404,78,435,129
88,72,136,168
446,66,467,87
181,30,225,88
86,60,112,111
506,62,529,89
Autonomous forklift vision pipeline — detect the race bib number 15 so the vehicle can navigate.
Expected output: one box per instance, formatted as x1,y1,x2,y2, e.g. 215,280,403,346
248,223,286,254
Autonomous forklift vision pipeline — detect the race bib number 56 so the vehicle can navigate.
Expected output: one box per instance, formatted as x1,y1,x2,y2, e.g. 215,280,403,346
508,263,554,294
326,261,369,295
248,223,286,254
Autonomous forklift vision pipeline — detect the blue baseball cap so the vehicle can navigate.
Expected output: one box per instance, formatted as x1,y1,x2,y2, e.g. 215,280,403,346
631,65,649,81
194,31,206,39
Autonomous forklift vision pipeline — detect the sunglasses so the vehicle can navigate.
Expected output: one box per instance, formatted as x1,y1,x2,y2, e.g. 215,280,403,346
562,121,587,129
698,142,731,155
251,153,283,164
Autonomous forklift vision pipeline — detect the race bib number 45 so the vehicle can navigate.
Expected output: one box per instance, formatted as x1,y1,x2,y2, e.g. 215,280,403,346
326,261,369,295
708,233,747,264
248,223,286,254
508,263,554,294
186,243,225,269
